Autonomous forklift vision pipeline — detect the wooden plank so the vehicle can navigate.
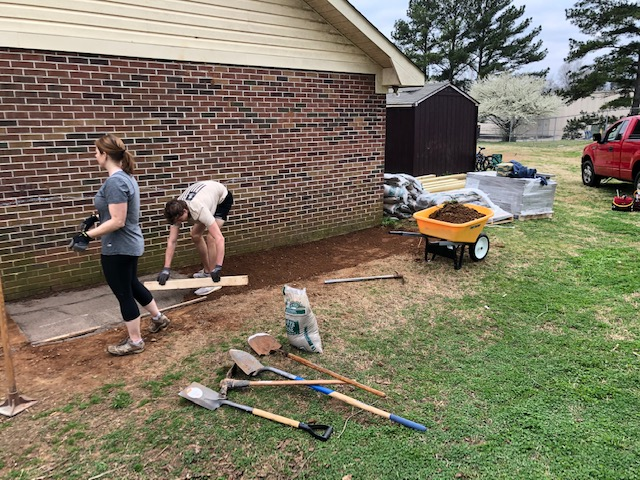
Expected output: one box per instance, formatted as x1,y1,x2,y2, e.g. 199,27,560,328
143,275,248,291
422,181,465,188
140,296,207,318
415,174,436,180
515,213,553,221
425,183,467,193
32,326,101,347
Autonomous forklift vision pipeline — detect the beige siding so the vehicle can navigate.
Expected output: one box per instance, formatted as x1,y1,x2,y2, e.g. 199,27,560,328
1,0,383,76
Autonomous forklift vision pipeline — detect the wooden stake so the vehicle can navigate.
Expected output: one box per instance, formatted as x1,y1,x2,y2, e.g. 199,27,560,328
0,277,38,417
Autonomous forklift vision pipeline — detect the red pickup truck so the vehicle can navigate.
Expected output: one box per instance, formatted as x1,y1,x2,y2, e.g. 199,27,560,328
581,115,640,190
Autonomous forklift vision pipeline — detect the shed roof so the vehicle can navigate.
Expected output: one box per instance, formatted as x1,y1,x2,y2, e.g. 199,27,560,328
387,82,478,107
0,0,424,93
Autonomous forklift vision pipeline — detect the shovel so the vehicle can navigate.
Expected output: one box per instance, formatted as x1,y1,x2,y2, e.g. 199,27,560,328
179,382,333,441
229,350,426,432
248,333,386,398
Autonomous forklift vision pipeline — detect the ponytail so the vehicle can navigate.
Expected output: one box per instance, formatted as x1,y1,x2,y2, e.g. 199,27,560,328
95,133,135,174
121,150,135,175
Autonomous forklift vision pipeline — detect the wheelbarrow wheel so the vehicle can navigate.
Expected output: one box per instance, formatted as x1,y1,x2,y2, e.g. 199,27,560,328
469,234,489,261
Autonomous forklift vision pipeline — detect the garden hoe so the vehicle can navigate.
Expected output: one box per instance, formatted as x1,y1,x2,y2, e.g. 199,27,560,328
179,382,333,441
229,349,427,432
247,332,386,397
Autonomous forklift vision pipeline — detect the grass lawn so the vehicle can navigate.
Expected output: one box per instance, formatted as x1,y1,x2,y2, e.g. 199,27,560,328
1,140,639,479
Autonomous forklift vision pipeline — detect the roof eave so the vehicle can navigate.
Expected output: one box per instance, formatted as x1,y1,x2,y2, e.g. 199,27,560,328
305,0,425,93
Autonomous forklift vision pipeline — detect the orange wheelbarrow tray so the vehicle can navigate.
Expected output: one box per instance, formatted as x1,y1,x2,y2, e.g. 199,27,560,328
413,204,494,243
390,203,494,270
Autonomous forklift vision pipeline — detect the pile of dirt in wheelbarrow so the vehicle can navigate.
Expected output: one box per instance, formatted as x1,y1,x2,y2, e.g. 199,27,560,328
429,202,485,223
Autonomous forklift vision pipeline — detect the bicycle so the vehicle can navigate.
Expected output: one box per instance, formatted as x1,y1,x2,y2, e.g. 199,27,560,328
475,147,502,171
475,146,492,171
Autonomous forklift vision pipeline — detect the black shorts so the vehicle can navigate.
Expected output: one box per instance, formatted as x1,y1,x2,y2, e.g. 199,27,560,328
214,190,233,221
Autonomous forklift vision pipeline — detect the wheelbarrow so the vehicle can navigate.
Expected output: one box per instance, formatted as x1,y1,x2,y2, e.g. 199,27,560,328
390,203,494,270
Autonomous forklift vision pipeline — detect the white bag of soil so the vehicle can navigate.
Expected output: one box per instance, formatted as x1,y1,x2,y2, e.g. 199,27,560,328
283,284,323,353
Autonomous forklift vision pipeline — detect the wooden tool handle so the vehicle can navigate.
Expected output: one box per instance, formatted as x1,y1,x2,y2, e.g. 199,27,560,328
252,408,300,428
327,391,426,431
285,352,387,397
249,379,346,386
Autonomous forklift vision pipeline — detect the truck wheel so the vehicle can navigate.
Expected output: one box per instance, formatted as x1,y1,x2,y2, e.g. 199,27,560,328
635,171,640,192
582,160,601,187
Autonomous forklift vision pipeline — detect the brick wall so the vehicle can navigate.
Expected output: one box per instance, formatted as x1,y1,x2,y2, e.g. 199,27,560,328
0,48,386,301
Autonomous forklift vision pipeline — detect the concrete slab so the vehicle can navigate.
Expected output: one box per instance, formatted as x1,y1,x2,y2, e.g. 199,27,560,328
6,272,192,346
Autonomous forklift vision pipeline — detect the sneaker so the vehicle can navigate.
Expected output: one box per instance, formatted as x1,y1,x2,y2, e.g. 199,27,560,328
149,313,171,333
107,338,145,356
194,286,221,296
193,269,210,278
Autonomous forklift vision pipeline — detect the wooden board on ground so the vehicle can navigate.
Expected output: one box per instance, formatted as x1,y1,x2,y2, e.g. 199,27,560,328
515,213,553,221
32,326,101,347
144,275,249,291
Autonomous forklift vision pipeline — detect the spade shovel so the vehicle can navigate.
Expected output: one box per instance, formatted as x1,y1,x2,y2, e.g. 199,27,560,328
229,350,426,432
248,333,386,397
179,382,333,441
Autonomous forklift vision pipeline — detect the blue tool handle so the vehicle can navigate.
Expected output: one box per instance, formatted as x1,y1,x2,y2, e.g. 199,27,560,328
292,374,333,394
390,414,427,431
293,375,427,431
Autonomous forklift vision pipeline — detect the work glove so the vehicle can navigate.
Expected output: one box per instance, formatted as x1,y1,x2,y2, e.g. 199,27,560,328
69,231,92,252
211,265,222,283
157,267,171,285
80,214,99,232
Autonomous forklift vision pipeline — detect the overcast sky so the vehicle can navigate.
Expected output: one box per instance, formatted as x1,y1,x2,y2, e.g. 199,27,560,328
348,0,586,80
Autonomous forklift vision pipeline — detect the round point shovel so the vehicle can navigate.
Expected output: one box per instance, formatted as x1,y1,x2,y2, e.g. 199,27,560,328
179,382,333,441
229,350,427,432
248,333,386,397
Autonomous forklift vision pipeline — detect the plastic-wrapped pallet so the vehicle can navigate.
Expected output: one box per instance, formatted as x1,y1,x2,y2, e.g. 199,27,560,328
465,171,556,219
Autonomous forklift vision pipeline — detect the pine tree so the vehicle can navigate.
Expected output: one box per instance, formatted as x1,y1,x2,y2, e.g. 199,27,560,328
391,0,546,85
392,0,444,79
466,0,548,80
564,0,640,115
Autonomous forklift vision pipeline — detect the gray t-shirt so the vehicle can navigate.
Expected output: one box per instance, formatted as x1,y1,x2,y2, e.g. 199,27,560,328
94,171,144,256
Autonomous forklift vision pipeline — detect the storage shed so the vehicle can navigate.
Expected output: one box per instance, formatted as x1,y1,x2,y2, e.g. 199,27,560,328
386,82,478,176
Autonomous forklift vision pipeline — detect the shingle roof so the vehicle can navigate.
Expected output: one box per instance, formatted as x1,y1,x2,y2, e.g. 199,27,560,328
387,82,478,107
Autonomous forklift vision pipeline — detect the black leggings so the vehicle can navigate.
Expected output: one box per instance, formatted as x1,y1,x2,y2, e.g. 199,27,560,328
101,255,153,322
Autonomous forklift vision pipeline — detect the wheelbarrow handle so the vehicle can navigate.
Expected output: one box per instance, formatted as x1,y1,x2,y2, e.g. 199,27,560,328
389,230,427,238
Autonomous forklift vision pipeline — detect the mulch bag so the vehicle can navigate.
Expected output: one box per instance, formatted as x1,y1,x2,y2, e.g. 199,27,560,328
383,173,425,219
283,284,323,353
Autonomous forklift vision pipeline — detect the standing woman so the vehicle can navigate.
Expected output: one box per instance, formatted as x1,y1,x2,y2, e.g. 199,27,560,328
78,134,170,355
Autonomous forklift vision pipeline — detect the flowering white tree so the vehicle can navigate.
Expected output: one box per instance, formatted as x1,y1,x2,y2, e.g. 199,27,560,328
470,73,564,141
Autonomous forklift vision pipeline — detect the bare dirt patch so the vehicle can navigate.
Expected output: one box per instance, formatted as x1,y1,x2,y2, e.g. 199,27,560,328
2,226,425,403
